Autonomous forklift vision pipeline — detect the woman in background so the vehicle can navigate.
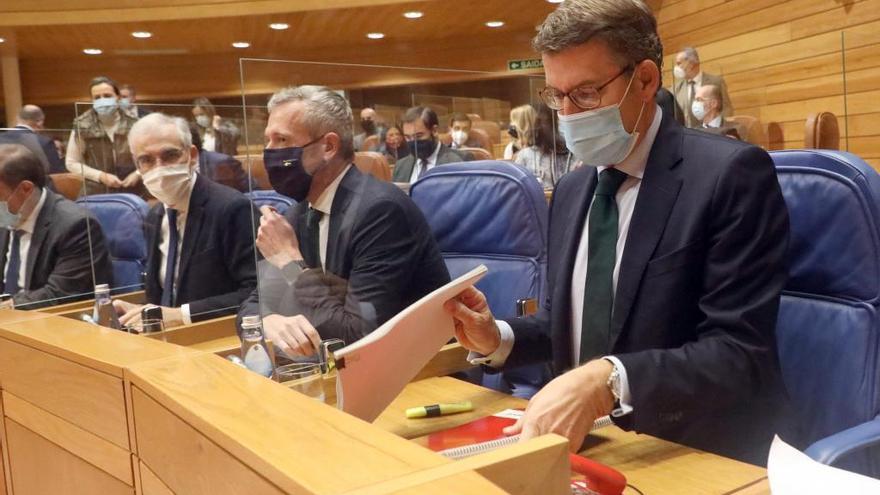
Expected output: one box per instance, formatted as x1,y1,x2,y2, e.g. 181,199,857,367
379,124,410,164
191,97,241,156
514,103,573,189
503,104,536,160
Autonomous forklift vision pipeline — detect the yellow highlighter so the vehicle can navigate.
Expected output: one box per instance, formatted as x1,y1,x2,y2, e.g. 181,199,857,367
406,401,473,419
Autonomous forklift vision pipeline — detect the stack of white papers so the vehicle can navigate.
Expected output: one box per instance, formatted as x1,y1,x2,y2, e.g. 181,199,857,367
768,435,880,494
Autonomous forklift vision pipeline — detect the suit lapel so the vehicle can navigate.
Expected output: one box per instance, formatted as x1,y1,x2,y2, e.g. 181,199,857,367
176,178,208,293
326,167,360,273
609,114,683,349
24,191,56,289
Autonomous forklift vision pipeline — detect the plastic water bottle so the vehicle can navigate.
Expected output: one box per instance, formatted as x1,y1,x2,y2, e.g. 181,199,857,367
92,284,121,330
240,316,274,378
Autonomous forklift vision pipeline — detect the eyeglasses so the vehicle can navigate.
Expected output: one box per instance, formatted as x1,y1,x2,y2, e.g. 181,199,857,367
135,147,186,170
538,65,632,111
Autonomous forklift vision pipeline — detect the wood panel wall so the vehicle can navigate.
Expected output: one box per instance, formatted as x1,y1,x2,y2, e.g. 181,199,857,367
657,0,880,168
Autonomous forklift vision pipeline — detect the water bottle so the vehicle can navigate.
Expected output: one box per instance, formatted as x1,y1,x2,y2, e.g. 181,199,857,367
240,316,275,378
92,284,121,330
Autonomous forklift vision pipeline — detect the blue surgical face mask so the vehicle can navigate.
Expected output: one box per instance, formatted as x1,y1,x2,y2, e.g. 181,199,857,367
0,187,22,229
557,72,646,167
263,136,324,202
93,96,118,117
119,97,132,110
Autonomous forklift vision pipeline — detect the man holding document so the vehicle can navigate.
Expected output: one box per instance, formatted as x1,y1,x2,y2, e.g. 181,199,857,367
446,0,790,465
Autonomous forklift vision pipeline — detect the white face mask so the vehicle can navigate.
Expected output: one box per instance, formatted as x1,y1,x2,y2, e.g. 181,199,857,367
673,65,687,80
691,100,707,121
142,163,193,207
557,72,646,168
451,130,468,146
195,115,211,128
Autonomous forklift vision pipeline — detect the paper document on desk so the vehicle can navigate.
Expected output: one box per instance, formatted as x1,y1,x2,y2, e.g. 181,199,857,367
768,435,880,494
334,264,487,422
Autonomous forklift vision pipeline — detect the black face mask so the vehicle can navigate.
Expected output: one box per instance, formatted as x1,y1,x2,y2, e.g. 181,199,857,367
408,137,436,161
361,119,376,134
507,125,519,139
263,136,323,202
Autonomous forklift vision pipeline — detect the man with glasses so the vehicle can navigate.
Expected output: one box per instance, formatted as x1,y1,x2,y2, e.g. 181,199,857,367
113,113,257,327
446,0,789,465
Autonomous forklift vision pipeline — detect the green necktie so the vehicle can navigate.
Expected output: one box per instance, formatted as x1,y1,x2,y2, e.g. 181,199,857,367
580,168,628,364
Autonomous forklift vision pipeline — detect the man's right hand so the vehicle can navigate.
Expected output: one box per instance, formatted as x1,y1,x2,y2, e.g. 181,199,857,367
100,172,124,188
261,313,321,357
443,286,501,356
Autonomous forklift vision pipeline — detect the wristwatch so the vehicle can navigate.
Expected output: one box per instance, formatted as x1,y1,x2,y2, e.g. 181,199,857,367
605,361,622,402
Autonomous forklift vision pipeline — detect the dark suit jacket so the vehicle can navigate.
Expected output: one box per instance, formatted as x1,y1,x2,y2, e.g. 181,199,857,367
673,72,734,128
0,126,66,174
198,150,250,192
239,166,451,345
700,119,744,141
0,189,112,309
144,176,257,322
391,144,469,182
504,111,790,464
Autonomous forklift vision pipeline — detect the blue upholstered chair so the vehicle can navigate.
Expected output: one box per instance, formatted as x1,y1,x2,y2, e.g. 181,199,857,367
75,193,149,293
245,190,295,215
410,160,551,398
772,149,880,477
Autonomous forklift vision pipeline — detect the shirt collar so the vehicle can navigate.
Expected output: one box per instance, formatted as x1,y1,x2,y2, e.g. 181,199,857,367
597,104,662,180
16,124,34,132
18,188,47,235
692,71,704,86
310,164,351,216
707,115,723,128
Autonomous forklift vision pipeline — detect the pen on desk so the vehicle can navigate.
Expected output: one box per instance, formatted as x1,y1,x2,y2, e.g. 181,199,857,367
406,401,473,418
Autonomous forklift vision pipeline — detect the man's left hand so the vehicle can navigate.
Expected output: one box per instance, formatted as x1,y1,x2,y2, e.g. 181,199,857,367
121,171,141,188
117,303,183,330
503,359,615,452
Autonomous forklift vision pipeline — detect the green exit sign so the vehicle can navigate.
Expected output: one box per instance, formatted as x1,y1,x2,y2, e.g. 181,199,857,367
508,58,544,71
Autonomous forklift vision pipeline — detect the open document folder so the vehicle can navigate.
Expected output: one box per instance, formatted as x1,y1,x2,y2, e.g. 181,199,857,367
334,264,488,422
768,435,880,494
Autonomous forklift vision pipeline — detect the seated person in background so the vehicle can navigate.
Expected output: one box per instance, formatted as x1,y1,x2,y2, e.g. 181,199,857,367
514,103,573,189
693,84,742,140
0,144,112,309
191,97,240,156
504,104,537,159
114,113,257,326
673,46,734,128
119,84,151,119
392,106,470,183
66,76,143,196
189,124,250,192
0,105,66,174
353,107,382,151
239,85,450,357
448,113,483,150
379,124,410,164
53,138,65,162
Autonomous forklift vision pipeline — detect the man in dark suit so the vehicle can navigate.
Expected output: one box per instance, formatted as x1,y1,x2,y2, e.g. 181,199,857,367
113,113,257,326
391,106,470,183
693,84,745,141
0,144,112,309
673,47,734,128
119,84,151,119
0,105,66,174
190,124,250,192
447,0,789,465
239,85,450,357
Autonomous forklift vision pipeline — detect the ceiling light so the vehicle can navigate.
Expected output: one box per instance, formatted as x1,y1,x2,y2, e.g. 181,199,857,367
547,0,564,3
232,41,250,48
131,31,152,39
269,23,289,30
366,32,385,40
403,11,423,19
0,38,5,44
485,21,505,28
83,48,102,55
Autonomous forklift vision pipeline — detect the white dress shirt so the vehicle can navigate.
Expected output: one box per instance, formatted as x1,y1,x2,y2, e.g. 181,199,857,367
705,115,723,128
158,174,197,323
310,164,352,268
408,141,442,183
65,112,121,183
475,106,664,417
3,188,47,290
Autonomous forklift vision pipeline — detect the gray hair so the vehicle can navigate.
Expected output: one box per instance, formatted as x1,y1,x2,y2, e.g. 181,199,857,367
128,112,192,150
533,0,663,80
680,46,700,64
267,85,355,160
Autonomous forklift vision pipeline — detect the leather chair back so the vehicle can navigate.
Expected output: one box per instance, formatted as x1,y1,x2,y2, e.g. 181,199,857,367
472,121,502,145
75,193,149,292
728,115,767,148
354,151,391,182
804,112,840,150
360,134,380,152
771,149,880,476
245,190,294,215
460,147,493,161
235,154,271,190
49,173,84,201
468,128,493,151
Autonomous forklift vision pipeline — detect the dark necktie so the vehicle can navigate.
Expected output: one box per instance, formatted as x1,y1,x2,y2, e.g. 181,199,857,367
580,168,628,364
687,81,696,123
417,159,427,180
301,208,323,269
161,208,179,307
4,230,22,295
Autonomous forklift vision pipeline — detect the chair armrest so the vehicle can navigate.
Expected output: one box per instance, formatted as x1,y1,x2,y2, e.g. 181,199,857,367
804,416,880,466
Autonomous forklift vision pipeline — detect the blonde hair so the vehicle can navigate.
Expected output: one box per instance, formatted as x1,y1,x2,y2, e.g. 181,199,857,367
510,105,536,149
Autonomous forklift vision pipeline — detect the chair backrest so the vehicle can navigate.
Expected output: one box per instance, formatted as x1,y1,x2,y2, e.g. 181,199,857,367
804,112,840,150
353,151,391,182
245,190,294,215
235,154,271,190
728,115,767,148
466,113,482,122
49,173,84,201
767,122,786,151
467,128,493,151
771,149,880,474
360,134,380,152
75,193,149,292
472,121,502,146
459,147,493,161
409,161,548,319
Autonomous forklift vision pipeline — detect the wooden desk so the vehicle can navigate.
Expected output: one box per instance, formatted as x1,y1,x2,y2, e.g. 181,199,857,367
377,377,771,495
